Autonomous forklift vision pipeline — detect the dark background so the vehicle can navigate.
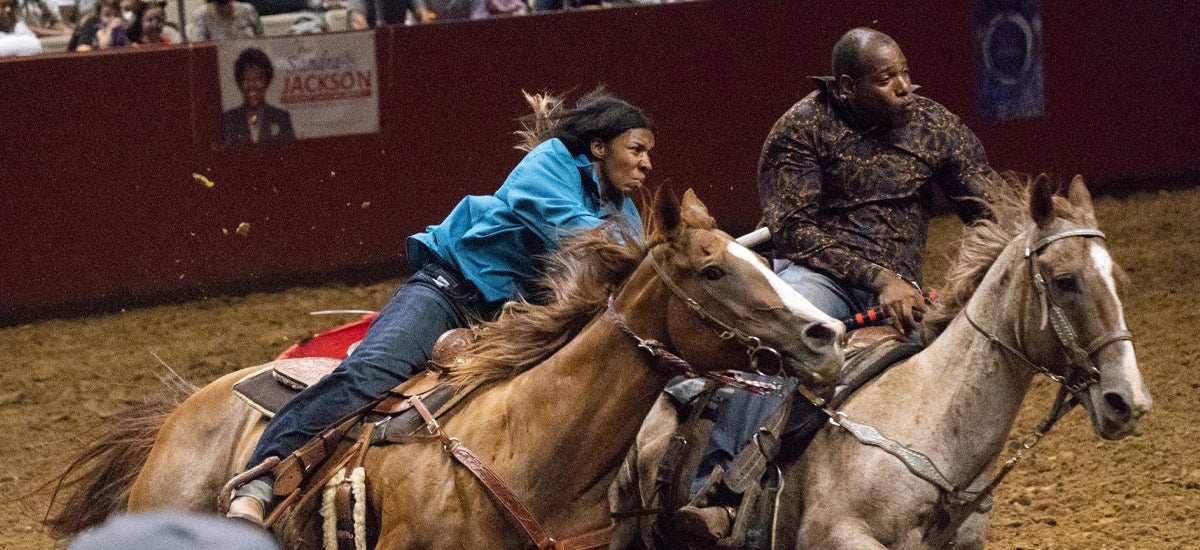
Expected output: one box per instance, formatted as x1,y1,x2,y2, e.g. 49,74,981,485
1,0,1196,324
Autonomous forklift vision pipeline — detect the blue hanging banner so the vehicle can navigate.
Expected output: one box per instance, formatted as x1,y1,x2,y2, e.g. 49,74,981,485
975,0,1044,121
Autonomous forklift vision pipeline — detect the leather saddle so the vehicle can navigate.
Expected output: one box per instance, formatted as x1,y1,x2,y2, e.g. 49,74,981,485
232,328,476,424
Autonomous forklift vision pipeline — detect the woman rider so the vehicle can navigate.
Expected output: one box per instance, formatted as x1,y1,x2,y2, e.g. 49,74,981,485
226,88,655,524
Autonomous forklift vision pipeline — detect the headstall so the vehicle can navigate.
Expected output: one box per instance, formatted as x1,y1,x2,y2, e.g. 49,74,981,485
966,227,1132,398
603,243,799,395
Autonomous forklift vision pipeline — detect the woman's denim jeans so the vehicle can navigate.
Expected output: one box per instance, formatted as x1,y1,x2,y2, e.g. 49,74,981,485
246,261,488,467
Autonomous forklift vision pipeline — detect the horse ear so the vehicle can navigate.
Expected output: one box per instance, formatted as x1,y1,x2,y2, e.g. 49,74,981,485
1029,174,1055,229
1065,174,1097,223
679,189,717,230
649,186,682,240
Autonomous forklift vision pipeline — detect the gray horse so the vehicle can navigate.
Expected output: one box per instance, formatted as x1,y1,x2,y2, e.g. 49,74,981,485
613,175,1151,550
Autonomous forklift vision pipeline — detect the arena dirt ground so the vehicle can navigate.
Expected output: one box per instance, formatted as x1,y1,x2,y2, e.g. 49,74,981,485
1,185,1197,549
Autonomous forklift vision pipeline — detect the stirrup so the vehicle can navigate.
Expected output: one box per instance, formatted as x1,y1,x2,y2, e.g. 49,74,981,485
217,456,280,514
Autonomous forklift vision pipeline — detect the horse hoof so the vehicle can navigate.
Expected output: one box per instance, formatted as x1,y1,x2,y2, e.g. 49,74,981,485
226,495,266,527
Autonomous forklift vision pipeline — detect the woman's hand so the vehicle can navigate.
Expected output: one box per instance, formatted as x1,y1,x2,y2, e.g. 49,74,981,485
96,16,126,48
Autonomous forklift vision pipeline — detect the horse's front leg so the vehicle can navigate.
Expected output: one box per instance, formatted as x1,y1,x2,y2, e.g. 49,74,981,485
948,511,989,550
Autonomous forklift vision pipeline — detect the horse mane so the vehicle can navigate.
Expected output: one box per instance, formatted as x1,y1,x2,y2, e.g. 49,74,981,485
513,91,565,153
922,173,1088,340
444,221,647,388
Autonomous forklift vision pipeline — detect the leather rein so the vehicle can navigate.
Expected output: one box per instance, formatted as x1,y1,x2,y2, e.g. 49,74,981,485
605,243,811,395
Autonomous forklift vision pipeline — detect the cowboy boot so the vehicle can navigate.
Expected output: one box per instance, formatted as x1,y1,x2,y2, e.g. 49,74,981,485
673,504,736,542
225,478,274,526
673,465,736,541
226,495,267,526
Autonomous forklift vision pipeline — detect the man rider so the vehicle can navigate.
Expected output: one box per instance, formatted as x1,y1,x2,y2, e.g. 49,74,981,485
676,27,999,540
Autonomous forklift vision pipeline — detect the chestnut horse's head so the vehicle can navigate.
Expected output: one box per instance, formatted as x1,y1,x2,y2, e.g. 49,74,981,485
641,188,844,391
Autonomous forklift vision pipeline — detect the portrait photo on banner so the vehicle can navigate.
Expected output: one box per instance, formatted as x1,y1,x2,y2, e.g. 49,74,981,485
217,32,379,148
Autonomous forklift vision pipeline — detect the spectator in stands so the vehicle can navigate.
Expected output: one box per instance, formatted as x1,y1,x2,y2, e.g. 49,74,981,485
423,0,476,20
222,47,295,146
18,0,70,37
119,0,135,20
67,0,129,51
128,0,172,43
534,0,598,12
247,0,337,17
189,0,262,41
347,0,425,29
0,0,42,55
484,0,527,16
420,0,524,21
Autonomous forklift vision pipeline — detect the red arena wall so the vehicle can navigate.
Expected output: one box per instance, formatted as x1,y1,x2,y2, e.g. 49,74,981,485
1,0,1197,323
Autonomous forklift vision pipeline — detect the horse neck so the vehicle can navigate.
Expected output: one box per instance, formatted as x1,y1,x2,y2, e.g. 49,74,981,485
910,240,1045,477
503,264,675,510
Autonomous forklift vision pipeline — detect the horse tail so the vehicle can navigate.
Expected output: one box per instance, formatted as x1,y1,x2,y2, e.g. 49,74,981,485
513,90,565,152
41,369,195,539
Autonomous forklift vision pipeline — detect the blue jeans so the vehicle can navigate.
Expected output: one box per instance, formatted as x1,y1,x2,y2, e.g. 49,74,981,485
771,260,876,321
690,261,876,497
246,260,491,468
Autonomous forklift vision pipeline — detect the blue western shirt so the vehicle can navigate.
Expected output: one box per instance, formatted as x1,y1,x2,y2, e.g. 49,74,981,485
407,138,642,305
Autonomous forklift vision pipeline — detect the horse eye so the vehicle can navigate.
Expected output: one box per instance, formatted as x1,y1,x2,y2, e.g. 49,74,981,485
1053,274,1080,293
701,266,726,281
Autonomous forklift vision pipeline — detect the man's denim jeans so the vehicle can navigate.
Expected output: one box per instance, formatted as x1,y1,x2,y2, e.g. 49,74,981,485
690,261,876,497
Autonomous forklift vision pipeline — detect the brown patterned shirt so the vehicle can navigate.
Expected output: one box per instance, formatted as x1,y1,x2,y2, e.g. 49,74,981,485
758,77,997,290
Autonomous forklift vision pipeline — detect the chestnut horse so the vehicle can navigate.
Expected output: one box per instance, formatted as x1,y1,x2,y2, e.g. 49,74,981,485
613,176,1151,549
45,189,844,549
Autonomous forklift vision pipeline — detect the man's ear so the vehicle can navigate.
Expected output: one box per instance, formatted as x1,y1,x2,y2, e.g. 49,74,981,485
836,74,856,100
589,138,606,160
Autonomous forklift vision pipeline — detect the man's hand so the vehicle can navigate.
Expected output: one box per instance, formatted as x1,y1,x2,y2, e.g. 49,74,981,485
873,270,926,333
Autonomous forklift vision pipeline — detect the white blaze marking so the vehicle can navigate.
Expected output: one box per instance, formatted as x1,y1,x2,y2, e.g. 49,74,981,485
727,242,836,324
1091,243,1152,410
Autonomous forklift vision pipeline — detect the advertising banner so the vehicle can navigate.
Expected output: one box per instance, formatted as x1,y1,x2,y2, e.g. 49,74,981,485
217,31,379,147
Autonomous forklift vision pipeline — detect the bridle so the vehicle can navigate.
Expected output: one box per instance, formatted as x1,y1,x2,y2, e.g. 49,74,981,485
604,243,798,395
912,224,1134,546
965,226,1133,400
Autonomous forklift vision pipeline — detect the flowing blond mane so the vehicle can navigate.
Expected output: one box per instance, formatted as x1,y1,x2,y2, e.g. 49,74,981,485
922,173,1088,339
444,222,646,388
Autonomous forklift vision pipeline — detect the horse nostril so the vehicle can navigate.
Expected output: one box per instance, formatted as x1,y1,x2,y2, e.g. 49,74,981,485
1104,392,1132,421
803,321,841,349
